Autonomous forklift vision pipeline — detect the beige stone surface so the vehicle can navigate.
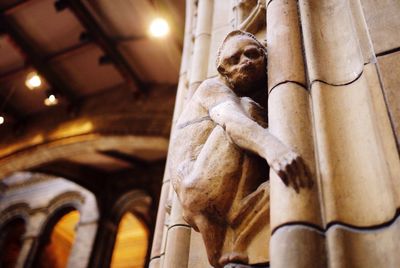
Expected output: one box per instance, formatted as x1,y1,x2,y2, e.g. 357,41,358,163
195,0,214,37
67,222,97,268
190,0,214,85
190,33,212,84
170,30,310,267
378,51,400,148
268,83,322,230
267,0,306,91
361,0,400,54
168,193,191,227
154,2,197,266
150,182,171,259
327,217,400,268
367,60,400,206
163,225,191,268
207,25,232,78
311,64,400,226
188,231,213,268
348,0,375,64
299,0,364,85
212,0,232,30
270,225,327,268
149,257,160,268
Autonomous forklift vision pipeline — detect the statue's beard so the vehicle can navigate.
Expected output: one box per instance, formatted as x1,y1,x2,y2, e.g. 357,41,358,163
225,71,267,96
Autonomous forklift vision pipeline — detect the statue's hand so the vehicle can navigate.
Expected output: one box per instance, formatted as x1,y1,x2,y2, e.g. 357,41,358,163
270,149,313,193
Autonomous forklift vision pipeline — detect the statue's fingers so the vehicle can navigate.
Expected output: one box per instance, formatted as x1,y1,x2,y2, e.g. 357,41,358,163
272,161,288,186
278,169,288,186
286,157,297,179
288,159,303,192
292,175,300,193
305,165,314,188
294,157,307,188
287,163,300,193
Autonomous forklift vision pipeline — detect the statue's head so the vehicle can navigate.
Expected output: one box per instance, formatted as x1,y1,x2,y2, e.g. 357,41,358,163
216,30,267,94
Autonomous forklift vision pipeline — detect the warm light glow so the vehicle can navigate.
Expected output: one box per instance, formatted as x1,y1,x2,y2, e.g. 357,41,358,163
111,213,148,268
44,94,59,106
37,211,79,268
0,116,4,125
25,72,42,90
149,18,169,38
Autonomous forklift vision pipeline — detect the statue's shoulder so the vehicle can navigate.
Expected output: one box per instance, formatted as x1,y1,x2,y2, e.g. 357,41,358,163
196,77,231,98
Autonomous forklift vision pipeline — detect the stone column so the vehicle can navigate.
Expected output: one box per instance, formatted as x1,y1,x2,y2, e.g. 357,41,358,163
149,0,196,266
266,0,324,266
268,0,400,266
151,0,214,268
88,219,117,268
16,211,46,268
67,220,98,268
16,236,37,268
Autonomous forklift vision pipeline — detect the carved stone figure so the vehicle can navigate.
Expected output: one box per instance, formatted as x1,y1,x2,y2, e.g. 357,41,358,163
234,0,266,34
169,31,312,267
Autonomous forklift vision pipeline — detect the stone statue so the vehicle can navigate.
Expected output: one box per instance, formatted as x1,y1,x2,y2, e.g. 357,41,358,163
235,0,266,34
169,31,312,267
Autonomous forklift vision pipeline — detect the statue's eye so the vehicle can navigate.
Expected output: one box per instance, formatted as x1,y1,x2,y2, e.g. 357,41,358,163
244,48,260,59
229,55,240,65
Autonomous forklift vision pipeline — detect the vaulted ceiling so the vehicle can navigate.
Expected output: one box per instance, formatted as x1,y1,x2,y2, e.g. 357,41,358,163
0,0,184,184
0,0,183,120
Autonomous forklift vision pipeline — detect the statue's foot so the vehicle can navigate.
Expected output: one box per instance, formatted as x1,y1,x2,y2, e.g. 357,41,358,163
219,252,249,267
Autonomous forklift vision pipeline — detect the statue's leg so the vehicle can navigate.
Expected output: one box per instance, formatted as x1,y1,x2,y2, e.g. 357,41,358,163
179,125,243,221
178,125,244,266
192,214,227,268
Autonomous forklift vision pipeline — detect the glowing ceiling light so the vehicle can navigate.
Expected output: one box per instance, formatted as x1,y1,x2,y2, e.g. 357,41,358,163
25,72,42,90
149,18,169,38
0,116,4,125
44,94,59,106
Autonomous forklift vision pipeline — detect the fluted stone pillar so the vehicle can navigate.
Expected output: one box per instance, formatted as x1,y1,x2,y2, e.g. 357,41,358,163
268,0,400,266
149,1,199,267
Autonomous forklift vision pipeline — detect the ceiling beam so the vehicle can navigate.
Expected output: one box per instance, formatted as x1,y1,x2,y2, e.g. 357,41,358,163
65,0,145,92
99,150,149,167
0,93,24,120
32,160,107,193
0,0,30,14
0,15,78,102
0,40,92,82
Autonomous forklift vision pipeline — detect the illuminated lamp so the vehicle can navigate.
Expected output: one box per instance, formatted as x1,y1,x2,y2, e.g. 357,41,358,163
149,18,170,38
25,72,42,90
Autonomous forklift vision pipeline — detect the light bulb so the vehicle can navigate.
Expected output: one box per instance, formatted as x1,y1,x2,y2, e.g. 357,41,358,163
0,116,4,125
44,94,58,106
149,18,170,38
25,72,42,90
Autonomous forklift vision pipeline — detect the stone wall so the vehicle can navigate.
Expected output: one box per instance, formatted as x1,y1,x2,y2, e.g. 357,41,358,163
151,0,400,267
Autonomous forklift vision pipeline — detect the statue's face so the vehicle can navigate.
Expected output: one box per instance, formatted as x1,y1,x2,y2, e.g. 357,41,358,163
218,36,266,94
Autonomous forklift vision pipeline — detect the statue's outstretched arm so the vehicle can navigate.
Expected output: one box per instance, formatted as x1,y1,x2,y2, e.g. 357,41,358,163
209,99,312,191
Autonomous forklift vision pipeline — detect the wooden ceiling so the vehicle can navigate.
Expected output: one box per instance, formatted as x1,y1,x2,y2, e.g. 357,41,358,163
0,0,183,121
0,0,184,184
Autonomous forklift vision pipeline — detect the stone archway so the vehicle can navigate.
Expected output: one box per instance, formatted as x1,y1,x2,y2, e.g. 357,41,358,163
90,190,152,268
